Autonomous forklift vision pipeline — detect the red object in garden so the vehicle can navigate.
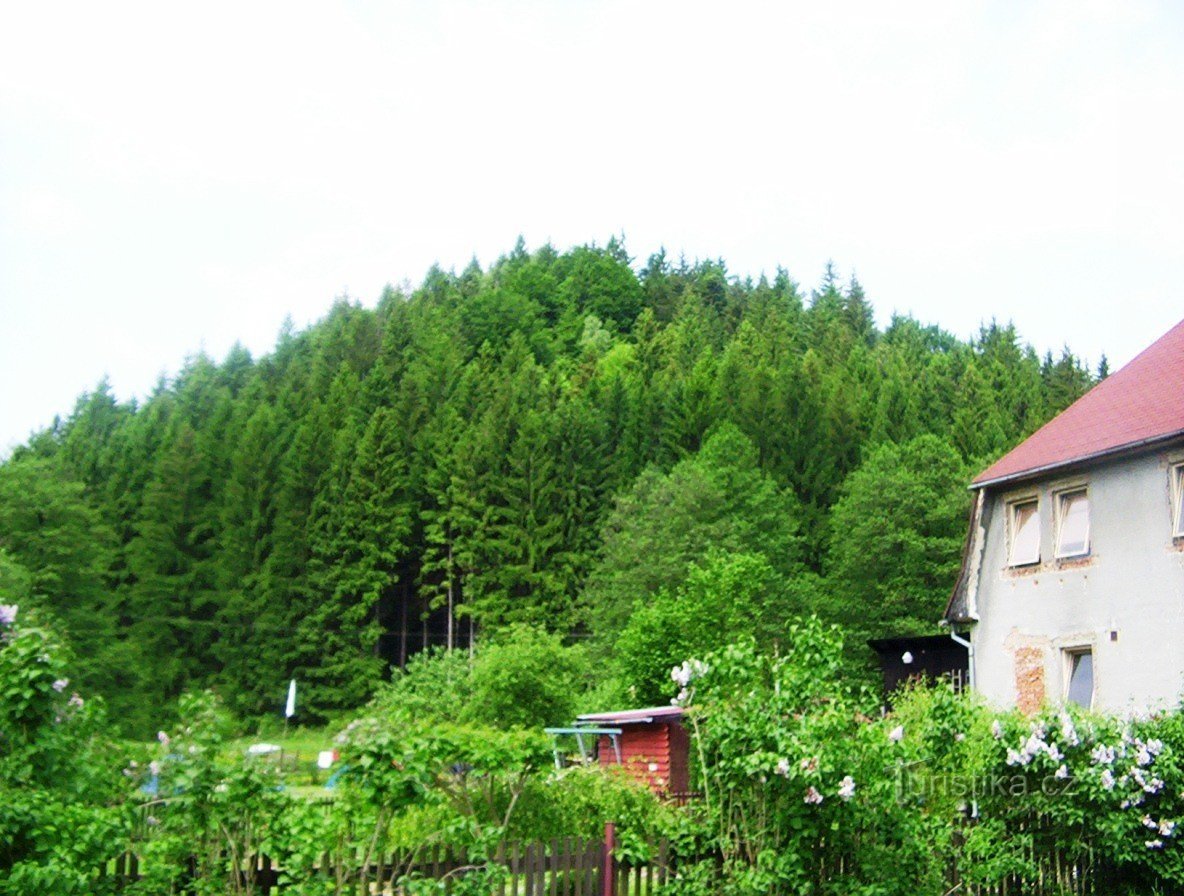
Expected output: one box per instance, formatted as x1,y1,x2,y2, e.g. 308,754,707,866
576,706,690,796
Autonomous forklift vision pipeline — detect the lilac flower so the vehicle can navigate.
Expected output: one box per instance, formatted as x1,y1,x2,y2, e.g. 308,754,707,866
1144,815,1158,830
774,758,791,777
157,731,170,747
52,678,69,692
1146,839,1164,850
1055,765,1069,779
837,776,856,800
1146,739,1165,757
1100,769,1116,790
1059,713,1080,747
68,694,84,709
804,786,824,805
1044,742,1064,762
1160,820,1176,837
148,761,161,776
991,720,1003,740
0,604,17,626
1091,744,1115,765
800,757,818,773
888,725,904,743
1136,746,1153,767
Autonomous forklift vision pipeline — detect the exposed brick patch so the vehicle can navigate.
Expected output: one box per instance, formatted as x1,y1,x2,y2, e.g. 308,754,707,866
1054,555,1094,570
1014,647,1046,715
1004,564,1042,578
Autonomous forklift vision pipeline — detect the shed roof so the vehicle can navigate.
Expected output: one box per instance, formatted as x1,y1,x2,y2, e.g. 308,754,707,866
973,317,1184,488
577,706,684,725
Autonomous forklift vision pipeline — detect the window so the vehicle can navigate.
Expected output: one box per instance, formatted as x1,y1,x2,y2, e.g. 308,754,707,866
1173,463,1184,538
1008,498,1041,566
1054,488,1090,558
1064,649,1094,709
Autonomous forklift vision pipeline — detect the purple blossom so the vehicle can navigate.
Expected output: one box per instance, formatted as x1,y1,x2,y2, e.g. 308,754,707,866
0,604,17,626
52,678,69,693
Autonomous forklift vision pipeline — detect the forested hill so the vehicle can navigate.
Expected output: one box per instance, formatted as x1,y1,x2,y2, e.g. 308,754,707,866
0,239,1098,734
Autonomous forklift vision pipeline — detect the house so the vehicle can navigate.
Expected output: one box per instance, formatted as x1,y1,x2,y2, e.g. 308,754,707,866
944,317,1184,715
545,706,690,796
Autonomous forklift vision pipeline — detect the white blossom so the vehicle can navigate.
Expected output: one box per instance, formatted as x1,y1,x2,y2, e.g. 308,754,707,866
804,786,824,805
1100,769,1116,790
837,776,856,800
800,757,818,773
1146,739,1165,757
1143,815,1158,830
157,731,171,747
888,725,904,743
52,678,69,692
991,720,1003,740
1160,820,1176,837
1146,839,1164,850
0,604,17,626
1059,713,1080,747
1055,765,1069,779
1136,746,1153,767
1091,744,1115,765
774,758,791,777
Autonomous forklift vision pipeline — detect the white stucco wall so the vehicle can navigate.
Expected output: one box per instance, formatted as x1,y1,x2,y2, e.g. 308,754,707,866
969,448,1184,715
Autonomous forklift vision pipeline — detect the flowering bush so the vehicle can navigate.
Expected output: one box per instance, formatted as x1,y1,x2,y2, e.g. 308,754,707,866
0,605,125,895
669,621,955,895
967,705,1184,890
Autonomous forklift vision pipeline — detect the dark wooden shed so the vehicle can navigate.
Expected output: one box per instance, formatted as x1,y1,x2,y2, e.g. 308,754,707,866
573,706,690,796
868,634,969,704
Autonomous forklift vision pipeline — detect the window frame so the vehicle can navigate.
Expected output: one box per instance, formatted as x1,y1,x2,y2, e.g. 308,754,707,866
1006,496,1041,567
1063,646,1095,710
1172,463,1184,539
1053,486,1091,559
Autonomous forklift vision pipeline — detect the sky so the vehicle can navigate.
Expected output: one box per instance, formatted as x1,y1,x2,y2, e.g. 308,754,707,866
2,1,1182,454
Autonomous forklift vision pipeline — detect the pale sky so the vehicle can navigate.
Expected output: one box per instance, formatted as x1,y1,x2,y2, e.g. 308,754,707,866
2,1,1182,454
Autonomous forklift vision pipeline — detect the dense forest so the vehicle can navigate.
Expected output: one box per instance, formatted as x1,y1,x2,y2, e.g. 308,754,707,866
0,239,1099,735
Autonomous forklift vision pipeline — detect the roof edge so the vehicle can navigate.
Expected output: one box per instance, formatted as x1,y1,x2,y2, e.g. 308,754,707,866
971,428,1184,490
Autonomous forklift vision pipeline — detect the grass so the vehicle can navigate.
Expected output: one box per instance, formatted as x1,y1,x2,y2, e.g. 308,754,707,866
225,725,343,796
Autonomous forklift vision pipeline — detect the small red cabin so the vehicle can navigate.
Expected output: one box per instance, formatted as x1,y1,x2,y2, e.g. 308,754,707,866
576,706,690,796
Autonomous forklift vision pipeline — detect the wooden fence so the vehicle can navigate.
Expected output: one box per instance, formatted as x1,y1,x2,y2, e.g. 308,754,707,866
98,823,1171,895
100,823,667,895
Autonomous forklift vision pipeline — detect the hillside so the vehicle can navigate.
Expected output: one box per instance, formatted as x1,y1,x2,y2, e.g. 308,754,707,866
0,239,1096,733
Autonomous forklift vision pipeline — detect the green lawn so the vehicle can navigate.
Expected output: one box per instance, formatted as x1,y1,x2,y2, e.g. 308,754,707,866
225,726,343,796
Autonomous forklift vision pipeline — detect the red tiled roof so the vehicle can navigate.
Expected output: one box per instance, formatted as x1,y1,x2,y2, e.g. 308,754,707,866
973,317,1184,487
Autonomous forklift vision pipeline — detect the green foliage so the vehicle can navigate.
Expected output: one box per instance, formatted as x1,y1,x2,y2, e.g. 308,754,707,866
675,622,953,895
0,238,1096,725
0,608,125,895
585,423,806,641
825,434,971,660
465,625,590,729
614,552,810,705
